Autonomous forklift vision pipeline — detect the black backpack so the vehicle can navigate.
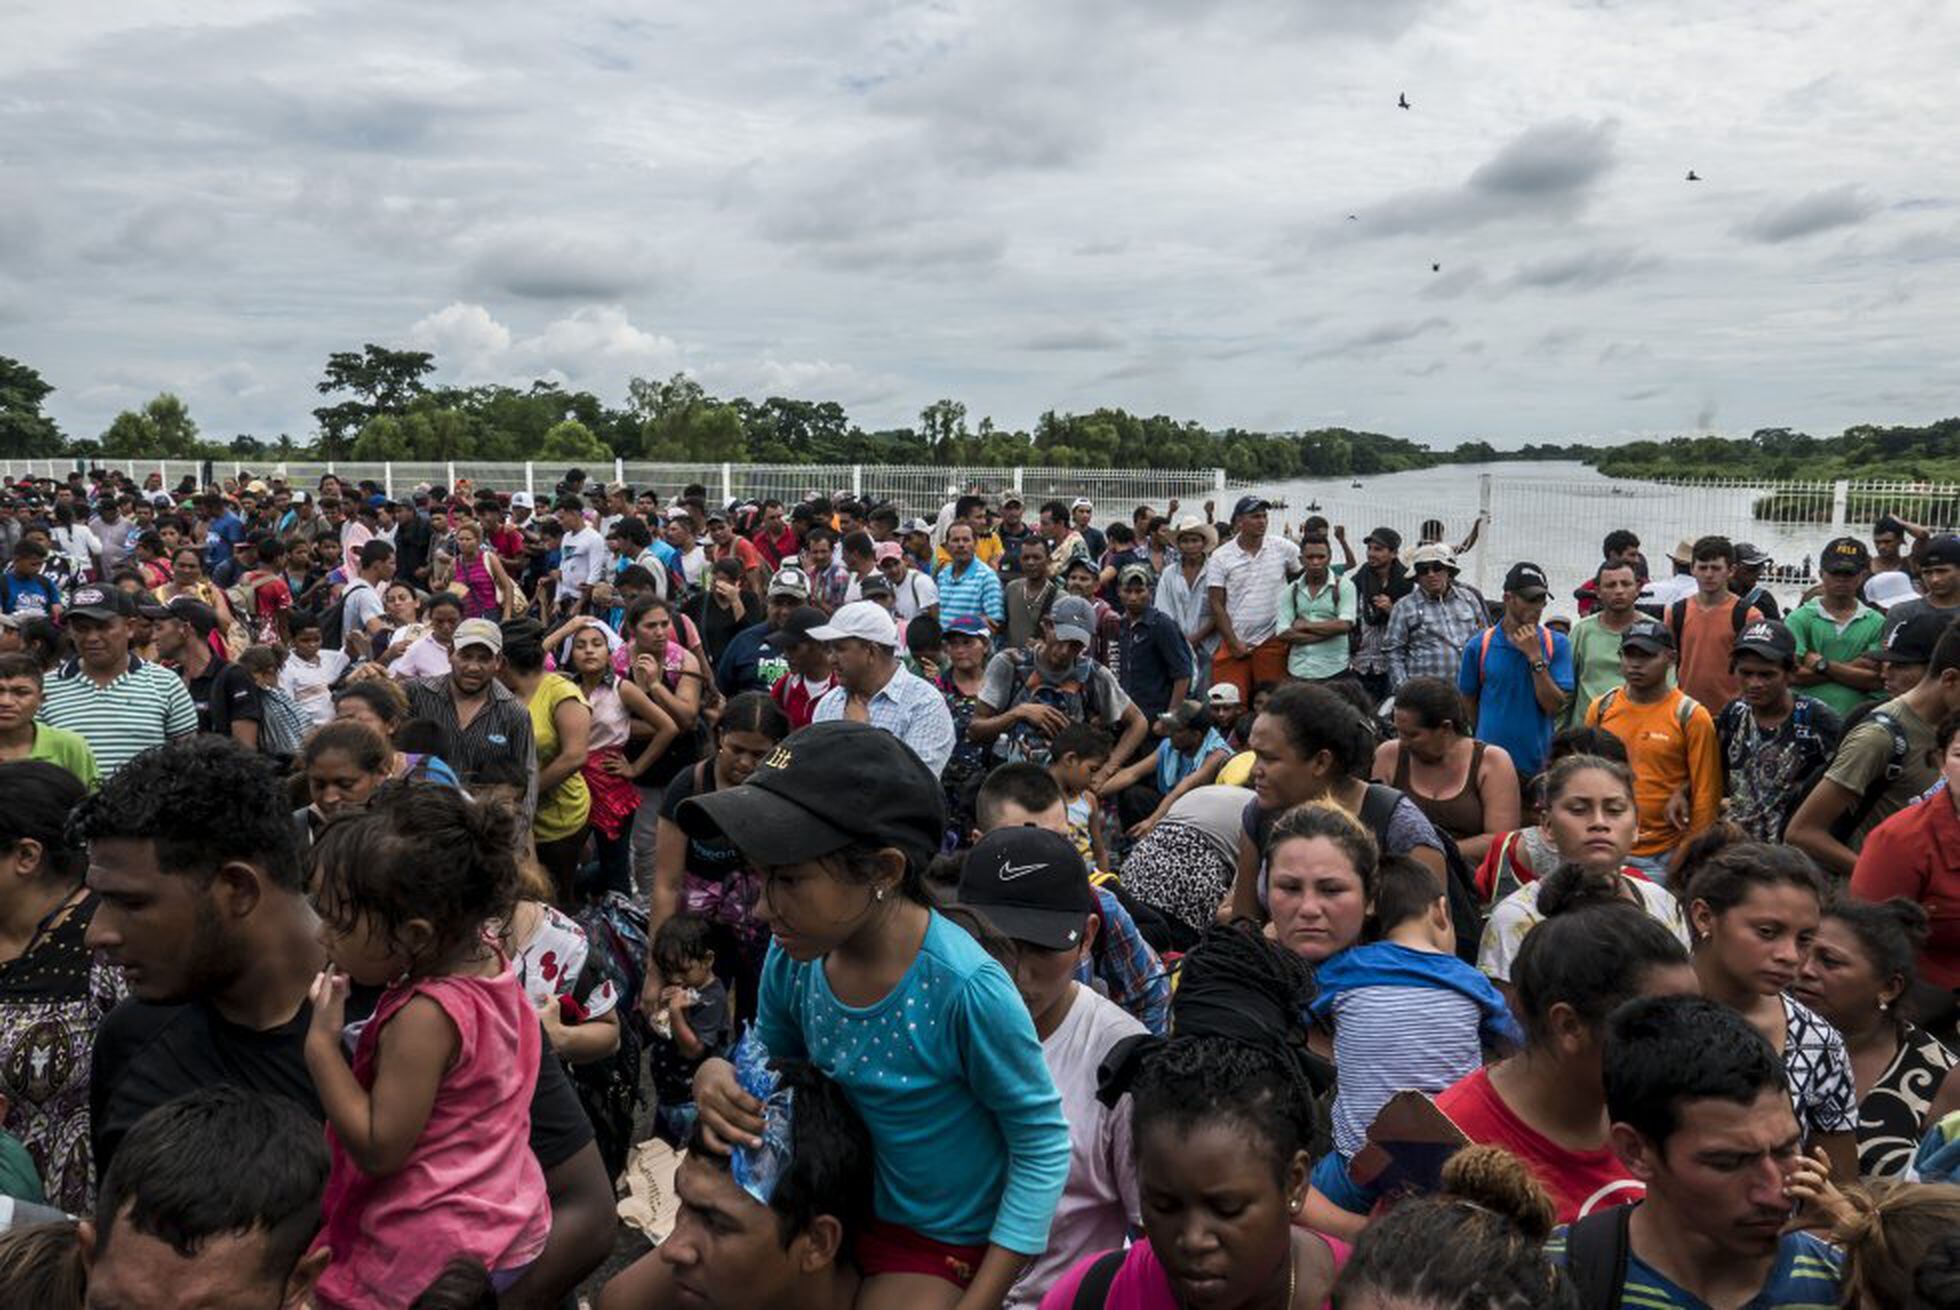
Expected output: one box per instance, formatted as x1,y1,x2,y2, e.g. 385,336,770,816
1358,783,1483,965
1829,706,1911,841
1563,1204,1634,1310
319,580,370,654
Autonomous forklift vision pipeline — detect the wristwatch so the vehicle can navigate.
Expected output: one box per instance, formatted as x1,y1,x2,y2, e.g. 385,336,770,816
1816,657,1830,676
1530,660,1547,673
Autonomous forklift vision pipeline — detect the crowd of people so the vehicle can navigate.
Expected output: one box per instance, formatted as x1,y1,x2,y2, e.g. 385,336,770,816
0,461,1959,1308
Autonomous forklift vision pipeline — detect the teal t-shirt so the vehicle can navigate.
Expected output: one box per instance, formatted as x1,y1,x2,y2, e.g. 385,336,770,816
1547,1222,1843,1309
1785,597,1885,718
756,910,1069,1253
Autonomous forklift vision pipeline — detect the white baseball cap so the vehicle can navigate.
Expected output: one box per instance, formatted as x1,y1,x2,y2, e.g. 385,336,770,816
806,600,900,649
509,491,535,510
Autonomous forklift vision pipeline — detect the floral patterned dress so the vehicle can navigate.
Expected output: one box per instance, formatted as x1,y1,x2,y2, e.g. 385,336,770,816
0,894,126,1213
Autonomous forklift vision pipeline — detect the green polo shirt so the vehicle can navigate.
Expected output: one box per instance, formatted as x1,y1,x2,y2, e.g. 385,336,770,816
1786,596,1885,717
27,722,99,787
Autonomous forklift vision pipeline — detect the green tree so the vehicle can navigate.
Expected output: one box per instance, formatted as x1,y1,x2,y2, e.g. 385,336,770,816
351,415,412,461
313,344,436,458
919,399,968,457
99,393,200,458
0,357,65,457
538,418,611,463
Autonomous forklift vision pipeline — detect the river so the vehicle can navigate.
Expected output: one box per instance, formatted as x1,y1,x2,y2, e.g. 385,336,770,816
1241,460,1844,610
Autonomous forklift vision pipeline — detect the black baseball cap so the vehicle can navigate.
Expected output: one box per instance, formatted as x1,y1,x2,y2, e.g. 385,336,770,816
763,605,830,649
1820,537,1871,575
1363,526,1401,552
1734,542,1771,568
674,720,946,870
956,826,1098,950
1925,535,1960,570
66,584,133,621
1231,495,1270,520
1503,562,1550,600
1620,618,1675,654
1874,611,1956,664
1731,619,1796,665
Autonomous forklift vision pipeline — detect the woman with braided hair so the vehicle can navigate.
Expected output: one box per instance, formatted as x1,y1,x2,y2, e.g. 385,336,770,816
1330,1145,1577,1309
1043,923,1347,1308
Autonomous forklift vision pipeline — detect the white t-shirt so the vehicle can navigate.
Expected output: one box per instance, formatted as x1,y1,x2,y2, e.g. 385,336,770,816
892,569,940,621
1007,985,1145,1310
1639,573,1698,609
280,649,350,725
1477,874,1690,983
558,526,610,601
1203,535,1292,648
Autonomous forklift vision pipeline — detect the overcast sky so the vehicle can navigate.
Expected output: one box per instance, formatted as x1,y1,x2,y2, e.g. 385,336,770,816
5,0,1959,450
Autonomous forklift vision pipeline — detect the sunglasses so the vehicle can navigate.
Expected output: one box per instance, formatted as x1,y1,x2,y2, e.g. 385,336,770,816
1413,562,1449,576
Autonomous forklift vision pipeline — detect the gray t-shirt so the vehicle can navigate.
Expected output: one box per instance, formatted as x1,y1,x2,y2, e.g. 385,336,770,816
341,580,384,654
1880,596,1960,642
979,650,1133,727
1162,784,1255,864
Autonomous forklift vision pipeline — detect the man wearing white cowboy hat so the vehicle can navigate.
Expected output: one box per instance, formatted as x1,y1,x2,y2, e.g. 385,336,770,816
1384,542,1486,692
1154,514,1219,695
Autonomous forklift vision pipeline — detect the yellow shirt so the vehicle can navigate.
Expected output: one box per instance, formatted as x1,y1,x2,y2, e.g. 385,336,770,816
934,534,1003,570
1217,750,1256,787
529,673,592,842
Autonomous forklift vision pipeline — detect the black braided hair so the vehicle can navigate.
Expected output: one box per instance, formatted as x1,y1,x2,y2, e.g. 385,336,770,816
1125,922,1327,1179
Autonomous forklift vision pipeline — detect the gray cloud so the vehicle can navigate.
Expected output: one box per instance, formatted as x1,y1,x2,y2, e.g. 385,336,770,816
1301,317,1453,361
1023,325,1126,352
1735,184,1882,243
1508,246,1661,291
1354,118,1620,238
467,230,667,301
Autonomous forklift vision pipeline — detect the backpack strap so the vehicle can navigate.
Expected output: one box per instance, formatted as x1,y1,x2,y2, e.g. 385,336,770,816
1842,709,1911,836
1475,626,1496,681
1564,1204,1633,1310
1667,598,1687,645
1672,692,1701,729
1070,1248,1127,1310
1594,686,1620,722
1732,595,1754,635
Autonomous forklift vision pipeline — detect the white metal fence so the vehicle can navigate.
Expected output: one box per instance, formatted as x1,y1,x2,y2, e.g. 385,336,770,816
1245,471,1960,607
0,457,1231,517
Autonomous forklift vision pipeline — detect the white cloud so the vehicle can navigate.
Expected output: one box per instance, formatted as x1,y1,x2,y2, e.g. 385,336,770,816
6,0,1960,447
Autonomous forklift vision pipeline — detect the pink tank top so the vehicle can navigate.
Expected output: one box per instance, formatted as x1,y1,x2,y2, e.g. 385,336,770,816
454,552,498,618
312,967,549,1308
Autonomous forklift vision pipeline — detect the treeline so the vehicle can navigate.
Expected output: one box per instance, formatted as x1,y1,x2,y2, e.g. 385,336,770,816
7,350,1955,484
1592,421,1960,483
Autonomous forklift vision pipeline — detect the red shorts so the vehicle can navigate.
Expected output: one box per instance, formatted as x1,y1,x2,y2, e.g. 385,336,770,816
854,1219,989,1289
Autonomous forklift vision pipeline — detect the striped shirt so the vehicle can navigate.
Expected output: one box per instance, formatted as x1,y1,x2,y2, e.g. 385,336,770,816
811,664,957,778
38,656,198,776
403,675,538,831
934,559,1005,626
1546,1222,1842,1309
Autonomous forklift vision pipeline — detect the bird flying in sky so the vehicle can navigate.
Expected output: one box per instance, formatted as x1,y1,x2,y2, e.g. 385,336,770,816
1686,169,1701,181
1398,93,1411,109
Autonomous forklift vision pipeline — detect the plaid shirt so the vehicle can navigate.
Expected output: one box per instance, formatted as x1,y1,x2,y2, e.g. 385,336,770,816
810,663,956,778
1075,887,1170,1034
1384,584,1487,688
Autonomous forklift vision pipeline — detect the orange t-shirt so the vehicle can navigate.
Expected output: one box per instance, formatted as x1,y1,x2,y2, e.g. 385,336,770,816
1585,688,1723,856
1673,595,1761,708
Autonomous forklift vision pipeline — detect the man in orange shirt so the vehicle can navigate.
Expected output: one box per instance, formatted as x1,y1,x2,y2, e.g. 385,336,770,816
1586,618,1723,883
1669,535,1761,708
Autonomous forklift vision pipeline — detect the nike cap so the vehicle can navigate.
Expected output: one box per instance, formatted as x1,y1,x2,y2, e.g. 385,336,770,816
956,825,1098,951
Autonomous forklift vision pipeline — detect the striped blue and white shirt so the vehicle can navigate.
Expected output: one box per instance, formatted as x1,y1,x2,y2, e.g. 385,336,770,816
39,655,198,777
934,559,1005,627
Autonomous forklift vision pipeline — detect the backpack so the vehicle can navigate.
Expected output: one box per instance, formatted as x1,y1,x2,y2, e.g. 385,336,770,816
1473,624,1555,682
1563,1203,1634,1310
1069,1249,1126,1309
1592,686,1701,731
1666,596,1751,646
569,892,652,1179
1829,707,1911,841
998,648,1095,766
319,580,371,654
1358,783,1483,965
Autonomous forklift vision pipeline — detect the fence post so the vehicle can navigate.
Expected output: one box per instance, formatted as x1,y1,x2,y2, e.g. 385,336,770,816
852,465,863,499
1830,480,1850,536
1213,468,1226,495
1012,467,1023,495
383,463,394,500
613,457,625,487
525,461,535,499
720,462,733,503
326,460,336,478
1474,473,1494,597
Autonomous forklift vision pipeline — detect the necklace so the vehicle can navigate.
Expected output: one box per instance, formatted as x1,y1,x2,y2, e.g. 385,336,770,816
1286,1242,1297,1306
